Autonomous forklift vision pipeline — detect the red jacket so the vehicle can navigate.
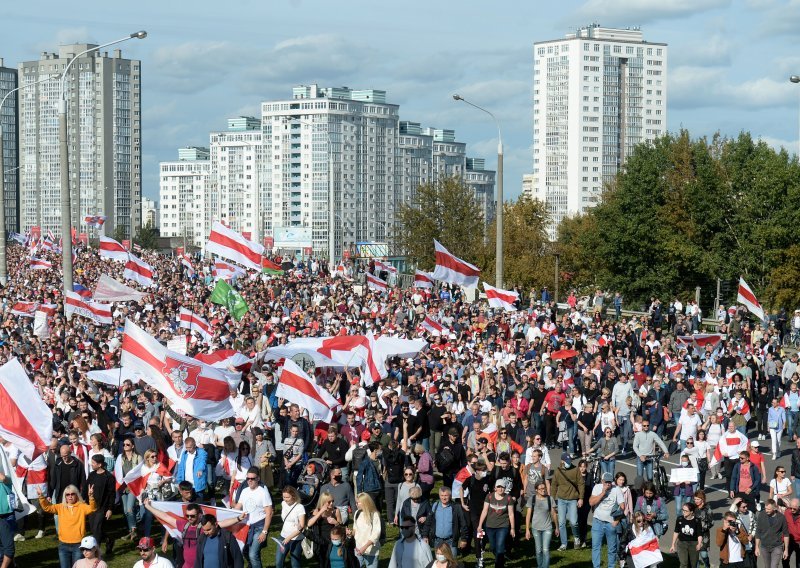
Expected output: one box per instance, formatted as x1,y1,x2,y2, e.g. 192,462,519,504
785,510,800,542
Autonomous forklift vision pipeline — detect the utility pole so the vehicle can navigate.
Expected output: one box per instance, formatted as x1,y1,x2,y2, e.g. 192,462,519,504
715,278,721,314
554,253,560,308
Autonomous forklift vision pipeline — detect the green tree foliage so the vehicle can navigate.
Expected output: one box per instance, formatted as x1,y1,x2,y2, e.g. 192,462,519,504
135,221,159,251
112,224,127,243
557,130,800,311
396,177,485,270
482,195,554,292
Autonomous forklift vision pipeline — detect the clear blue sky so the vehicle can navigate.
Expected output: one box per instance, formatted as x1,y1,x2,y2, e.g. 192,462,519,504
3,0,799,202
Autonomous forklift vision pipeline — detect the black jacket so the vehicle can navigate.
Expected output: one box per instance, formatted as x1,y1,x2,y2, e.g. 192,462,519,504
194,528,244,568
399,497,433,535
49,458,85,503
425,501,469,543
306,531,360,568
85,470,115,514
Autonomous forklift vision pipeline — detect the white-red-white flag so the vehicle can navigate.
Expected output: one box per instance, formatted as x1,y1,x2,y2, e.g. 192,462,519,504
728,397,752,422
0,358,52,459
206,221,264,272
374,260,397,274
93,274,148,302
276,359,339,422
181,253,196,278
737,277,765,322
10,301,54,318
179,308,213,343
413,270,434,289
98,236,128,262
193,350,252,370
29,257,52,271
483,282,519,312
212,259,246,281
628,529,663,568
432,240,480,288
120,320,235,421
366,272,388,293
124,254,155,288
420,315,449,337
64,291,112,325
148,501,250,550
122,461,172,497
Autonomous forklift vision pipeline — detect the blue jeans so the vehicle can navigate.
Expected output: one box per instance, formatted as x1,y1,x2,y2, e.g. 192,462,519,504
567,423,577,454
557,498,578,546
591,519,618,568
619,418,633,452
793,478,800,501
355,552,378,568
275,538,302,568
142,507,155,537
121,491,139,530
58,542,81,568
789,411,799,439
674,494,690,517
532,528,552,568
486,526,510,555
245,521,266,568
599,459,616,478
636,457,654,481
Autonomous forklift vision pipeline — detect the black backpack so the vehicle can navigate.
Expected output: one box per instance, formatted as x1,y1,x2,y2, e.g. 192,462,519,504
385,448,407,484
435,447,456,472
351,445,368,472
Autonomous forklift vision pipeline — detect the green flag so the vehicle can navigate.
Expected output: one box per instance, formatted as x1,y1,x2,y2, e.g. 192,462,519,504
210,279,248,321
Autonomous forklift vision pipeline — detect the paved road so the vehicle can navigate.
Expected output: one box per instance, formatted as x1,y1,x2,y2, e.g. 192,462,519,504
612,439,792,567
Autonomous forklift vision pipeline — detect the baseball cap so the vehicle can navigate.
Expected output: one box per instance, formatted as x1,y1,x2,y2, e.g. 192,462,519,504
80,536,98,550
133,421,144,430
370,422,382,430
360,430,371,442
750,440,759,448
602,472,614,482
137,537,155,550
495,478,506,488
561,452,572,466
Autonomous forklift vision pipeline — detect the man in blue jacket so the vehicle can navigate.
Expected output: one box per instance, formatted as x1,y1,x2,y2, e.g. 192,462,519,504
176,437,208,501
730,450,761,512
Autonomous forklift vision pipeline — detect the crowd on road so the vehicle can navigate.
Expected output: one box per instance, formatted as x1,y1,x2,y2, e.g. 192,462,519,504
0,241,799,568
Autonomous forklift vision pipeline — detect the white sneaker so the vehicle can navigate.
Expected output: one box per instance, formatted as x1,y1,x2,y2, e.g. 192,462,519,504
773,454,778,460
13,534,24,542
558,544,568,551
34,530,43,539
757,502,762,511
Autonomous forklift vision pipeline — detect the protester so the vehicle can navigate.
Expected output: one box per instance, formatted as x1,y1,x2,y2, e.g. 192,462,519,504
193,514,244,568
670,501,703,568
37,485,96,568
476,478,515,568
388,516,433,568
717,511,750,566
133,536,174,568
353,493,382,568
551,452,584,550
754,498,789,568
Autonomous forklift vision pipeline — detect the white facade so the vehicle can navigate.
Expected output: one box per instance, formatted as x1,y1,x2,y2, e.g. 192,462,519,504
531,25,667,237
159,155,210,247
141,197,158,229
18,45,142,238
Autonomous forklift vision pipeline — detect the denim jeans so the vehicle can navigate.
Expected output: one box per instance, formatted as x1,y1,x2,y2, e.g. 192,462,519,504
532,527,552,568
674,494,690,518
485,526,510,556
355,551,379,568
567,423,577,454
434,537,457,558
557,498,578,546
789,411,799,439
636,457,654,481
142,507,155,537
599,459,616,478
121,490,139,530
245,521,266,568
591,519,618,568
793,478,800,501
619,418,633,453
58,542,81,568
275,538,302,568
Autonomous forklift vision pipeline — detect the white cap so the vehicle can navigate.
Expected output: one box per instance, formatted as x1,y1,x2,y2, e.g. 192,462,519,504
750,440,759,448
80,536,98,550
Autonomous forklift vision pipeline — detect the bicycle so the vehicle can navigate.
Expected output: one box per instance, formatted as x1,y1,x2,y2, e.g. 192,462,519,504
583,454,602,486
783,329,800,349
649,454,671,502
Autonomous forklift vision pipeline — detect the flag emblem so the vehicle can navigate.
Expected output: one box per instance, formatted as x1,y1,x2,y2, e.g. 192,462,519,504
163,357,201,399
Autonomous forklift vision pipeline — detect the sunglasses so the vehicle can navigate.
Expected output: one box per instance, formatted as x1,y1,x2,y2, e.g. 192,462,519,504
246,477,259,481
65,493,78,497
186,514,198,519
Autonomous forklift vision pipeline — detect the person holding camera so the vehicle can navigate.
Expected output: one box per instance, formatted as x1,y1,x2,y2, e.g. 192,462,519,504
717,511,750,566
754,498,789,568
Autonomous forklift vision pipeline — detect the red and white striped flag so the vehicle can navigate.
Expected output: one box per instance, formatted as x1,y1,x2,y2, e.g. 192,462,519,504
10,302,39,317
39,237,56,253
276,359,339,422
483,282,519,312
420,315,449,337
15,454,47,493
374,260,397,274
737,277,765,322
121,320,235,421
124,254,155,288
206,221,264,271
413,270,434,289
181,253,196,278
432,240,480,288
99,236,128,262
122,461,172,498
728,397,752,422
132,243,142,253
29,257,52,271
64,292,113,325
212,259,245,281
84,215,107,228
0,358,53,459
628,529,663,568
148,501,250,550
366,272,388,293
193,349,252,370
179,308,213,343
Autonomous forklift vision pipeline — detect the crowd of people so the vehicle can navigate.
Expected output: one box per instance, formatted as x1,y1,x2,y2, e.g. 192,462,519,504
0,240,798,568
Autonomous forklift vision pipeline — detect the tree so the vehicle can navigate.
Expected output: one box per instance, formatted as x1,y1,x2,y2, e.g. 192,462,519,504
557,212,607,292
135,221,159,251
396,177,485,270
112,224,126,243
482,195,553,292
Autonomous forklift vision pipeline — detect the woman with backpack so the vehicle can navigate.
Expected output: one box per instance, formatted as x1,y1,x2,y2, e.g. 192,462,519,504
304,524,360,568
633,482,668,539
394,466,420,525
525,481,558,568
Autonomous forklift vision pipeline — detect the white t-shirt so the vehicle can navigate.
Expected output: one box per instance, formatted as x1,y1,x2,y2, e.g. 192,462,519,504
590,484,624,523
280,501,306,540
770,477,792,498
678,414,702,441
236,484,273,524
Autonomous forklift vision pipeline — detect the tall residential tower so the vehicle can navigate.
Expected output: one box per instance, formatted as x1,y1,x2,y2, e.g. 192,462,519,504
0,59,18,233
529,25,667,237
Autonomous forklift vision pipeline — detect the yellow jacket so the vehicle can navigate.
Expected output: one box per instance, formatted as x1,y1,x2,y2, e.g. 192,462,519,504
39,497,97,544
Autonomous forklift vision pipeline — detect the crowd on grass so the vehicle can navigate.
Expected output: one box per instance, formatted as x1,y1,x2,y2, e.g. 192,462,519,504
0,242,800,568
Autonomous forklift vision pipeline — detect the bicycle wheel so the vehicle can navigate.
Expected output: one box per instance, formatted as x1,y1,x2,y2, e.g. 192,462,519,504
784,334,793,347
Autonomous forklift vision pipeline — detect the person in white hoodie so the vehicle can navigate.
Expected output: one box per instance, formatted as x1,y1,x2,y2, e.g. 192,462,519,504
388,516,433,568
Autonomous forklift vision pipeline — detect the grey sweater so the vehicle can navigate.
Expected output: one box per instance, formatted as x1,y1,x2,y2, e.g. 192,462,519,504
755,511,788,550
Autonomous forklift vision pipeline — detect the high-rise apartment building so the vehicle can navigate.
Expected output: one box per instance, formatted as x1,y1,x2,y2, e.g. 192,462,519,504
465,158,496,224
0,59,18,233
141,197,158,229
159,148,211,247
18,44,142,237
529,25,667,237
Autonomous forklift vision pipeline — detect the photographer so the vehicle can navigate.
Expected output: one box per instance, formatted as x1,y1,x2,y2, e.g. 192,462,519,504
716,511,750,567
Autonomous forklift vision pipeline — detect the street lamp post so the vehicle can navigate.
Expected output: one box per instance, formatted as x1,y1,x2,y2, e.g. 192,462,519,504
790,76,800,159
452,94,504,288
0,75,58,285
59,31,147,297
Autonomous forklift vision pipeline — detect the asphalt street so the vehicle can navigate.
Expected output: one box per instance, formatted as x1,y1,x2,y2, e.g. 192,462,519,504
612,438,793,567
